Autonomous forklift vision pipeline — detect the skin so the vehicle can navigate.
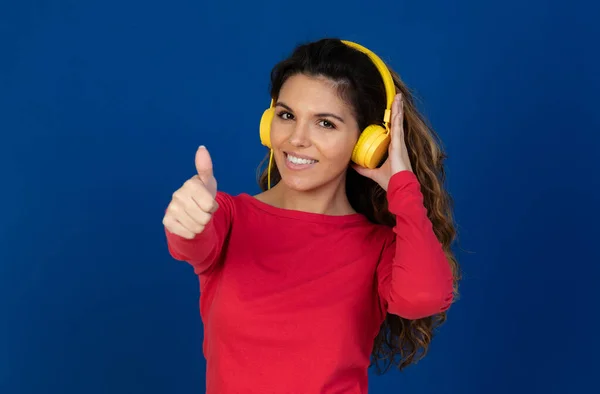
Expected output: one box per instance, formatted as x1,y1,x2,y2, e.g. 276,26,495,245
255,73,412,215
256,74,362,215
163,73,412,238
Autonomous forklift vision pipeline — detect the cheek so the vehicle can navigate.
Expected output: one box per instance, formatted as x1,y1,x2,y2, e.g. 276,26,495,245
271,123,297,150
269,123,283,145
318,133,359,163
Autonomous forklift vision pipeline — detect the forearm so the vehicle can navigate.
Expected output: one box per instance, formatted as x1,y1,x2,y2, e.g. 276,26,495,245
165,219,222,275
381,171,454,319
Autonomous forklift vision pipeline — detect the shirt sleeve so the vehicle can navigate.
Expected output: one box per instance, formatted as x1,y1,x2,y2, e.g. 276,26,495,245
164,191,234,276
376,171,454,320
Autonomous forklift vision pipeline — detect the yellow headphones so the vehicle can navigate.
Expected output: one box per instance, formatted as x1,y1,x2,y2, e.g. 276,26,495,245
259,40,396,188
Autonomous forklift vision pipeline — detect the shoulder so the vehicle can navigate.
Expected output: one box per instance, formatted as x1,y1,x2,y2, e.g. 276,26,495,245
214,191,265,218
374,222,395,247
215,190,235,205
343,217,395,254
214,191,246,212
215,190,264,205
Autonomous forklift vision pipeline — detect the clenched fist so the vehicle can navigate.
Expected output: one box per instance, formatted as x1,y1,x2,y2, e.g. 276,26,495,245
163,146,218,239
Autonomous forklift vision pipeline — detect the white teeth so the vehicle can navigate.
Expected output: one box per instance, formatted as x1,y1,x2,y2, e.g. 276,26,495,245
287,154,317,165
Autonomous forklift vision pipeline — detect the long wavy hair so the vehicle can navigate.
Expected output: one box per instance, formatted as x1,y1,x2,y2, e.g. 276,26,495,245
256,38,460,372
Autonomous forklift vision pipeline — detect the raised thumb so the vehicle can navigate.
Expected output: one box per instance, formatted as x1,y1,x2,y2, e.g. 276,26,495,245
195,145,214,184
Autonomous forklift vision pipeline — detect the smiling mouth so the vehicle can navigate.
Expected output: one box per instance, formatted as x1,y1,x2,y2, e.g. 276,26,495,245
284,152,318,165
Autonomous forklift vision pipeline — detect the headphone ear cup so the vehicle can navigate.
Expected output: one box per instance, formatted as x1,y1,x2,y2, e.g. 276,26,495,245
352,124,391,169
259,108,275,148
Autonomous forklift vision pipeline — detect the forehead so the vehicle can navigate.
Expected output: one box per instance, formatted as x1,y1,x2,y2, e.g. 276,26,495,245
278,74,354,115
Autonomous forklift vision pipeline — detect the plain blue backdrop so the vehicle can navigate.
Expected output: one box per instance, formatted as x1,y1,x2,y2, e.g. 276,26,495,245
1,0,598,393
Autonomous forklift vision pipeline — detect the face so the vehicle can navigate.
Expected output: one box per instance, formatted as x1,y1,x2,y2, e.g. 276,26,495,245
270,74,360,192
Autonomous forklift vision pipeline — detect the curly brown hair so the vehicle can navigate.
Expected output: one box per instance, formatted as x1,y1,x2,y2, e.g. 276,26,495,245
256,38,460,373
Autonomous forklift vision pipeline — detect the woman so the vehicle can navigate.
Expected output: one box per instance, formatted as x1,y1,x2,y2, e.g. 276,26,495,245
163,38,460,393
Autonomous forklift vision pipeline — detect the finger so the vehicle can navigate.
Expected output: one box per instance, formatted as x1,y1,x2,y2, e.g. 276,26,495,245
180,192,214,224
188,179,219,213
193,209,214,225
163,216,197,239
206,200,219,214
182,197,214,225
352,163,376,178
195,146,214,185
391,94,404,146
167,201,204,234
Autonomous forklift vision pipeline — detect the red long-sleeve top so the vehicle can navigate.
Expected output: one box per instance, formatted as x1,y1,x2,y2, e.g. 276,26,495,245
165,170,453,393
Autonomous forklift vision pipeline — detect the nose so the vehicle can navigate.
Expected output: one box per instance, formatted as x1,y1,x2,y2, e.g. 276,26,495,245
288,119,311,148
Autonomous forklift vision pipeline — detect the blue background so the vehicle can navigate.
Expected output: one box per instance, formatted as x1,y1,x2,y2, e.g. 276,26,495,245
1,0,598,393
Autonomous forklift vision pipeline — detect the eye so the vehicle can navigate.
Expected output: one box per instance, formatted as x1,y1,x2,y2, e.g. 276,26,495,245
276,111,294,120
318,119,336,129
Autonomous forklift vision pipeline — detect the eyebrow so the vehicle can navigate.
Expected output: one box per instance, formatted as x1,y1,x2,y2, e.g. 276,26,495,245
275,101,346,124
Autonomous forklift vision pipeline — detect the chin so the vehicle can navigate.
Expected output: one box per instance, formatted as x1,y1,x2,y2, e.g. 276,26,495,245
280,174,323,192
279,168,348,193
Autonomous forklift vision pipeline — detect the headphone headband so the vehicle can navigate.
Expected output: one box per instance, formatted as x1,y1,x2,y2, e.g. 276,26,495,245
340,40,395,128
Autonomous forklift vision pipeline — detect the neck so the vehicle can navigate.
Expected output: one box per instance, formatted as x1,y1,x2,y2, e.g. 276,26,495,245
268,175,355,216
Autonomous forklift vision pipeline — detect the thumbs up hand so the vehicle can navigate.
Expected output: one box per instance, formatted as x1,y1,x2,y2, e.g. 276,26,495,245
163,146,219,239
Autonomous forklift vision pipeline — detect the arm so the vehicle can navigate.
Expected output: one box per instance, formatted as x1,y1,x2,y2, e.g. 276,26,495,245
377,171,454,320
165,191,233,275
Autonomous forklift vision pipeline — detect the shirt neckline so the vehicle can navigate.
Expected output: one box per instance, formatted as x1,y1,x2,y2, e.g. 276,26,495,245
237,193,369,225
